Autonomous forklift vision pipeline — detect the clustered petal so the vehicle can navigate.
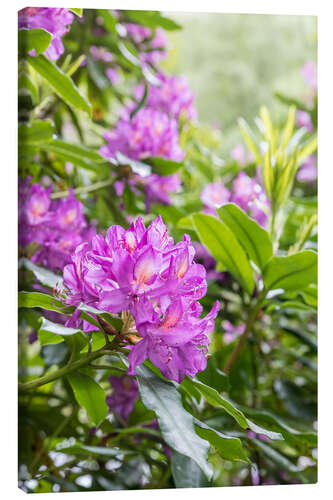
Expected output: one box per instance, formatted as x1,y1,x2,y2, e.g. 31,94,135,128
18,7,74,60
18,177,96,271
63,215,220,382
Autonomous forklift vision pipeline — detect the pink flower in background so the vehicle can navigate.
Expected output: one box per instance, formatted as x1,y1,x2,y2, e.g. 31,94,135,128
297,155,317,183
200,182,231,216
18,179,96,272
106,67,120,85
63,215,220,382
133,73,197,121
301,60,317,90
18,7,74,60
107,376,139,422
143,173,181,211
296,110,314,133
222,320,245,344
100,108,184,162
89,45,114,63
231,143,255,166
231,172,270,227
125,24,167,65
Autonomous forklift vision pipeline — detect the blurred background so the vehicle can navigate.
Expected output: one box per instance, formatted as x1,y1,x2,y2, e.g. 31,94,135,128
163,13,317,153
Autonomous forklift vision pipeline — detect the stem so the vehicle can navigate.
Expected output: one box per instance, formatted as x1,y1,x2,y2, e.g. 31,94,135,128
19,345,116,393
224,291,266,375
50,178,114,200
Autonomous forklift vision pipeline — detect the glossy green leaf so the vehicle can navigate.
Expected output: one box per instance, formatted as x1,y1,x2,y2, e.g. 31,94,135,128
18,28,52,55
251,439,301,473
238,118,261,164
18,71,38,103
40,139,105,171
27,55,91,116
136,365,212,479
195,420,249,462
298,135,318,163
192,213,255,294
39,317,81,337
67,372,108,426
189,379,248,429
145,156,184,176
171,451,211,488
18,292,73,315
217,203,273,269
18,120,54,146
263,250,317,292
125,11,182,31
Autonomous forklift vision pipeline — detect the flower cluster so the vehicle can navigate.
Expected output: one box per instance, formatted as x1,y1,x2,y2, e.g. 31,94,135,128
124,23,168,65
18,7,74,60
100,108,184,163
297,155,317,183
63,215,220,382
133,73,197,121
18,178,95,271
201,172,270,227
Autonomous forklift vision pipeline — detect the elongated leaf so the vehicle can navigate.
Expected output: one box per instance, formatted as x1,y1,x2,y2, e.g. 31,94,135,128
130,81,148,119
18,28,52,55
115,152,151,177
56,443,133,457
27,55,91,116
251,439,301,473
97,9,117,33
195,420,249,463
298,135,318,163
189,379,248,429
263,250,317,292
136,365,212,479
18,291,72,314
40,138,105,171
281,105,296,149
39,317,81,337
18,71,38,103
238,118,261,164
19,258,63,290
192,213,255,294
68,373,108,426
217,203,273,269
145,156,184,176
171,451,211,488
18,120,54,146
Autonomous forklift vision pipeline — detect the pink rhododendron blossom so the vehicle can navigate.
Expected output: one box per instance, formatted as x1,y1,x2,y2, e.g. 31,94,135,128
100,108,184,162
200,182,231,215
63,216,220,382
231,143,255,166
296,110,314,133
124,24,167,65
90,45,114,62
301,60,317,90
18,7,74,60
297,155,317,183
106,67,120,85
18,178,95,271
133,73,197,121
231,172,270,227
107,376,139,422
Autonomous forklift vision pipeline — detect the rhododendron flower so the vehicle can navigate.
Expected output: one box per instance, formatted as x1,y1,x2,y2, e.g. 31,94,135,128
107,376,138,422
231,172,270,227
301,61,317,90
18,7,74,60
18,178,95,271
297,155,317,183
124,24,167,65
222,320,245,344
133,73,197,121
296,110,314,133
200,182,231,215
100,108,184,162
63,216,220,382
90,45,113,62
106,67,120,85
231,143,255,166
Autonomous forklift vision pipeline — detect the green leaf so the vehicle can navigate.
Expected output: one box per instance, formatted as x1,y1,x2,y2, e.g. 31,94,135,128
38,330,64,346
130,81,148,119
217,203,273,270
69,8,83,17
18,292,73,315
26,55,91,116
115,152,151,177
145,156,184,176
40,139,105,171
298,135,318,163
263,250,317,292
97,9,117,33
18,28,52,55
192,213,255,295
39,317,81,337
19,258,63,290
189,379,248,429
238,118,261,164
67,373,108,426
18,120,54,146
281,105,296,150
250,439,301,473
194,420,249,463
136,365,212,479
125,11,182,31
171,451,211,488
